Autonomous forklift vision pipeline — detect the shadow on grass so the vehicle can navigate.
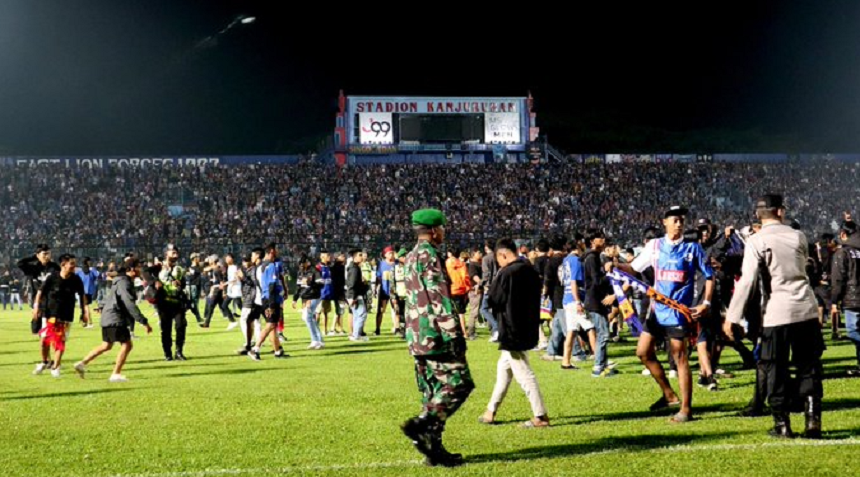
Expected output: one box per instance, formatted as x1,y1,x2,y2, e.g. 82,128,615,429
315,347,407,358
133,354,238,365
823,367,860,381
1,387,135,401
823,398,860,412
819,429,860,440
129,360,229,371
467,431,742,463
163,367,273,379
557,402,742,426
0,361,36,369
819,355,859,365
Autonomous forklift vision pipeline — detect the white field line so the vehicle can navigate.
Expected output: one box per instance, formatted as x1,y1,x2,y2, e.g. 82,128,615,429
108,438,860,477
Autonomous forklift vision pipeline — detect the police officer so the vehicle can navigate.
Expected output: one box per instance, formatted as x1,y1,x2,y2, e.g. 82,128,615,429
156,244,189,361
831,221,860,376
725,194,824,438
400,209,474,468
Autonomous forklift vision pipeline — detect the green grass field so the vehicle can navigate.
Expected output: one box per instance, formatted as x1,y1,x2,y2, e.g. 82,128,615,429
1,303,859,477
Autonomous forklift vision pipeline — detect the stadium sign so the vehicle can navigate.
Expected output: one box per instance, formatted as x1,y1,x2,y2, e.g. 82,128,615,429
352,98,520,115
3,157,221,168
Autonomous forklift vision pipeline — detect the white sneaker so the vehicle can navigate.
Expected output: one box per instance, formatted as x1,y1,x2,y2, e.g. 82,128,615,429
307,342,320,350
536,342,548,351
51,368,61,378
33,362,49,375
109,374,128,383
326,331,336,337
641,368,652,376
227,322,239,331
314,342,325,350
489,332,499,343
668,370,678,379
607,360,618,369
349,336,360,342
74,362,86,379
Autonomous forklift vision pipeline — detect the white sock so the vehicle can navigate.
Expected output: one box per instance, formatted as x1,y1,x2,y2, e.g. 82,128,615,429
240,320,249,342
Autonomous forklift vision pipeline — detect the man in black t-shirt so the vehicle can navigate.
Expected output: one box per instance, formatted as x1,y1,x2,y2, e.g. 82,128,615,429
466,247,484,340
816,234,839,339
18,244,60,333
19,243,61,348
0,270,10,310
542,236,568,360
533,239,550,282
9,275,23,310
202,256,236,328
32,254,89,378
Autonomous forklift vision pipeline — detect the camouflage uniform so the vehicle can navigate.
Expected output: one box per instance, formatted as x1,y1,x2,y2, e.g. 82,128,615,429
404,239,474,422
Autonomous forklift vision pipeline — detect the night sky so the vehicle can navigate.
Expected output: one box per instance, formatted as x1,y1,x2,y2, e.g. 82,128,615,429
2,0,860,155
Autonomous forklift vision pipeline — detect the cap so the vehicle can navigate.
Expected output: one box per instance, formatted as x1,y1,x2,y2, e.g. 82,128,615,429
664,206,688,218
383,246,394,255
696,218,712,229
190,252,200,259
755,194,784,209
412,208,447,227
396,248,408,258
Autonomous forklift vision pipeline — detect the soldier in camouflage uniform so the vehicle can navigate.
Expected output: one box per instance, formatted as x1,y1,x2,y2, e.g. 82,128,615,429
400,209,474,467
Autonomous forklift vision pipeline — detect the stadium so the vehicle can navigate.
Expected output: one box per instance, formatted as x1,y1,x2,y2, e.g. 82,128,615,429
1,3,860,477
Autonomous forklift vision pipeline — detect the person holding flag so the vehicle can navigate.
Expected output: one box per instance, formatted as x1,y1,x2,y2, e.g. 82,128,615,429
616,205,714,423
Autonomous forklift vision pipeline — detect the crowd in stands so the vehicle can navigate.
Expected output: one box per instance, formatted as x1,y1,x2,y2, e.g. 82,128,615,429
1,160,856,268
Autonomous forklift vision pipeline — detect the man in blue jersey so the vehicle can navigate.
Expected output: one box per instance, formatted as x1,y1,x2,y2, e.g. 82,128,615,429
618,205,714,423
249,243,289,361
75,258,99,328
374,246,397,336
560,234,595,370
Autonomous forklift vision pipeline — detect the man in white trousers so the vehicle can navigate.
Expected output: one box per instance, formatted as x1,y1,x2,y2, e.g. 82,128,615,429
478,238,549,428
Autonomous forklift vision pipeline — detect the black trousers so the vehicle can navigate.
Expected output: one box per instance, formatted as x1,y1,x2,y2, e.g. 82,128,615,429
204,293,235,326
187,285,202,322
225,296,243,314
158,302,187,356
761,319,825,413
243,305,263,349
395,297,406,330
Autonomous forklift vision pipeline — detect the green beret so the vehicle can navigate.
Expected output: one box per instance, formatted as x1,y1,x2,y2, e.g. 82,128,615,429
397,248,409,258
411,208,447,227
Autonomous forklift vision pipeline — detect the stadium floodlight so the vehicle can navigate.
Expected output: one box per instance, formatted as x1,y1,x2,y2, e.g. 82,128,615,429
193,14,258,51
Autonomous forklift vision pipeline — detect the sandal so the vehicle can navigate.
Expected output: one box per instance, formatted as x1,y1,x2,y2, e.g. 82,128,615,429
649,396,681,412
520,417,550,428
477,414,496,425
669,412,692,423
560,364,578,370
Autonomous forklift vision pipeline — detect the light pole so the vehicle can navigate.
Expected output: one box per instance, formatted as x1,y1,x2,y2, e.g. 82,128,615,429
193,15,257,51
